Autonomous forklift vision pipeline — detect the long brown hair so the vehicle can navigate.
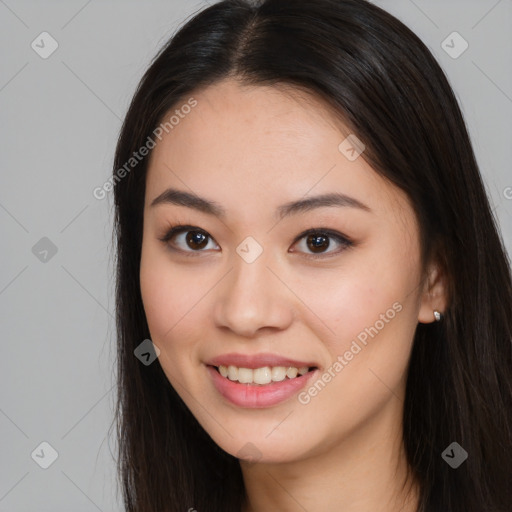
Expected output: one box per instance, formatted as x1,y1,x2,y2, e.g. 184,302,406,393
110,1,512,510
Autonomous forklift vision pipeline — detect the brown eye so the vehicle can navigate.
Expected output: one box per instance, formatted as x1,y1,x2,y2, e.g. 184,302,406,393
185,230,209,250
158,225,219,254
306,233,331,253
291,229,353,258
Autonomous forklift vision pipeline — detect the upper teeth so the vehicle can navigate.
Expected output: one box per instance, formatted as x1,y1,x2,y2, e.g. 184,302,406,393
218,365,310,384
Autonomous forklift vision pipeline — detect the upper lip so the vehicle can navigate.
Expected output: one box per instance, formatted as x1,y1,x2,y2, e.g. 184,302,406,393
205,352,319,369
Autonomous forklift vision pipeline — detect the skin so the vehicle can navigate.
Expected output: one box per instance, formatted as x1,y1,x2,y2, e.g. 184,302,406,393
139,78,447,512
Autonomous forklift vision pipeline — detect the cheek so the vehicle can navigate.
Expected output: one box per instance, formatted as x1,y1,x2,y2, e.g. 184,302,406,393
139,254,200,392
140,244,203,345
290,232,422,417
288,259,420,445
295,253,417,349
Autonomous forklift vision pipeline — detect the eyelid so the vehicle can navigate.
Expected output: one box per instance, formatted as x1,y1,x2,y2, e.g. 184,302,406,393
289,228,353,259
158,224,211,243
157,224,220,255
158,224,353,258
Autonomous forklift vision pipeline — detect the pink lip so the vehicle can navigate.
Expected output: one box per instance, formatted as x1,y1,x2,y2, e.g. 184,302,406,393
205,352,318,369
206,365,319,408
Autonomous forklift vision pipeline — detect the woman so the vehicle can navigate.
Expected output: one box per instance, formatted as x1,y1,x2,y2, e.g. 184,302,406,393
111,0,512,510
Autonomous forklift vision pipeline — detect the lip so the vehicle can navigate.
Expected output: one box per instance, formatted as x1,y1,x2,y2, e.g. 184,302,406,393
205,352,319,370
206,365,319,408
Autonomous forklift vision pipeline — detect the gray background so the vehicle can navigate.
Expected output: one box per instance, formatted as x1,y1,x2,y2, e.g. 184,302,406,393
0,0,511,510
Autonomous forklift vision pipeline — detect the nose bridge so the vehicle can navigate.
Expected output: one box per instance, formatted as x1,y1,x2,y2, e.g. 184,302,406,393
213,245,292,335
230,248,273,300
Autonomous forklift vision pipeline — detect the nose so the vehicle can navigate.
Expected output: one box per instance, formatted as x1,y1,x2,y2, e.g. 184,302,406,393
213,253,294,338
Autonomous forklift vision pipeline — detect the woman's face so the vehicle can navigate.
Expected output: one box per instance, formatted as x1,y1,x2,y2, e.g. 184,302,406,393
140,78,436,464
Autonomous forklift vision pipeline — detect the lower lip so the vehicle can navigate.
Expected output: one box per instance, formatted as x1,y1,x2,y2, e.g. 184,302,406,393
206,365,318,408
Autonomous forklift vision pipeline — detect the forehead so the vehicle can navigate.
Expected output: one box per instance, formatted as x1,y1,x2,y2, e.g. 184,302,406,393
145,78,409,221
151,79,346,163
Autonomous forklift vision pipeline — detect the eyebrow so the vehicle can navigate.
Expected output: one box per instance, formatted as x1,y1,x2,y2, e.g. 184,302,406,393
150,187,371,219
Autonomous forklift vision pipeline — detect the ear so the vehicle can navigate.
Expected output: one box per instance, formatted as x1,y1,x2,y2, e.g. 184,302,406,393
418,260,448,324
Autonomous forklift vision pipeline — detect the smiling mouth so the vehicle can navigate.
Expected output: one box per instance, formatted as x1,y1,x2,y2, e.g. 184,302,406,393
210,364,318,385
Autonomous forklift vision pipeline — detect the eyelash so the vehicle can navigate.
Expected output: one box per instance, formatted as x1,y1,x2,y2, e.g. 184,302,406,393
157,224,353,259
